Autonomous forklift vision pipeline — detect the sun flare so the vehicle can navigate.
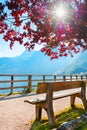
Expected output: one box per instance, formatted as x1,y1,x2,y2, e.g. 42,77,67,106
56,7,65,18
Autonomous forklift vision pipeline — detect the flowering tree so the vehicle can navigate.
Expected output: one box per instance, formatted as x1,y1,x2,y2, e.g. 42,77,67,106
0,0,87,59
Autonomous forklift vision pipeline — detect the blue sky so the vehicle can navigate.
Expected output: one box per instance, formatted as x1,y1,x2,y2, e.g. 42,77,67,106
0,34,44,58
0,35,44,57
0,35,26,57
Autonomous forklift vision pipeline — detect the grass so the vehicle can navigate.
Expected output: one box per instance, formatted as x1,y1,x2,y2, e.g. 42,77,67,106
75,124,87,130
30,104,87,130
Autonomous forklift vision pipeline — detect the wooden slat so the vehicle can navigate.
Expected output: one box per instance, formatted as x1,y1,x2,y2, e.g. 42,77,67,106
14,86,29,89
37,81,83,94
0,80,28,83
0,87,11,90
53,88,81,100
24,88,81,104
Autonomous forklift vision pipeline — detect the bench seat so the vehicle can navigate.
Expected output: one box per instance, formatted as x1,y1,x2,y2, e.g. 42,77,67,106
25,88,81,104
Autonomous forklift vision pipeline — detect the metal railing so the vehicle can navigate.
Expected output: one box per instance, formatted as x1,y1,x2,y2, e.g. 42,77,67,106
0,74,87,94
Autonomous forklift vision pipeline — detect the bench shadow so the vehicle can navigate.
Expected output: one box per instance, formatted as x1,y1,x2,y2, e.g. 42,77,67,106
0,92,36,101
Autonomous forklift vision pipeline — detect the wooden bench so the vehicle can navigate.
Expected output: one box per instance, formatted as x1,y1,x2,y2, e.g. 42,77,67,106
24,81,87,127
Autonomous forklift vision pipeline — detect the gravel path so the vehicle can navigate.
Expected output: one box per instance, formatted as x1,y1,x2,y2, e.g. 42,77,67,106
0,93,83,130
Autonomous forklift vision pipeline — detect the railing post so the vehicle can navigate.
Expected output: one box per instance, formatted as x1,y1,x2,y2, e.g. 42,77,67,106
11,75,14,94
70,75,72,81
63,75,66,81
81,75,83,80
54,75,56,81
28,75,32,92
43,75,45,82
76,75,78,80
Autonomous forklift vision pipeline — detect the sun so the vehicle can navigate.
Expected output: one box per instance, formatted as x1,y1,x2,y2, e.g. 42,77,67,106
56,7,65,18
51,2,71,23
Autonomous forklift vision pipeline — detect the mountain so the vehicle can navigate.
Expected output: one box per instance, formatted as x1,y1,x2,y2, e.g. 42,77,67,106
0,50,87,74
0,50,70,74
54,51,87,74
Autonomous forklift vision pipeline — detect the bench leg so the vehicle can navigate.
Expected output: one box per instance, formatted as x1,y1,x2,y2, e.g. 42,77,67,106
35,105,42,120
46,104,56,127
45,101,56,127
46,83,56,127
71,94,87,109
70,95,75,107
81,96,87,109
81,87,87,109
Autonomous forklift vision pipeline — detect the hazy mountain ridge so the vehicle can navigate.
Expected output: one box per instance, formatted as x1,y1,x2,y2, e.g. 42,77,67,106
0,50,68,74
54,51,87,74
0,50,87,74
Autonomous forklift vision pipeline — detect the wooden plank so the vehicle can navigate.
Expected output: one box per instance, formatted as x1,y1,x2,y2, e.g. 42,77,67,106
53,88,81,100
24,88,81,104
14,86,29,89
0,87,11,90
37,81,83,94
24,93,46,104
0,80,29,83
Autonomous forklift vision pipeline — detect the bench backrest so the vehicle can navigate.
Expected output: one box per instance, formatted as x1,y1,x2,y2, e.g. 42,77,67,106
37,81,85,94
